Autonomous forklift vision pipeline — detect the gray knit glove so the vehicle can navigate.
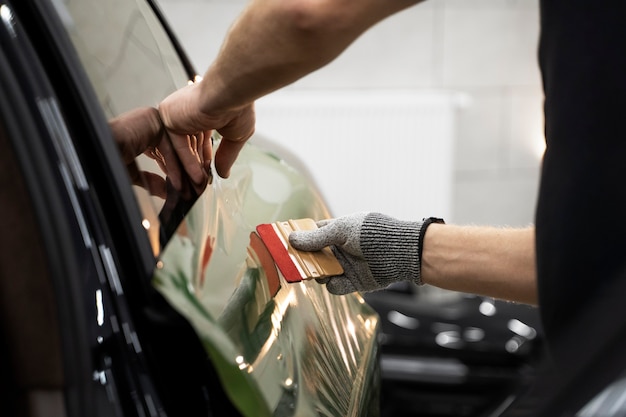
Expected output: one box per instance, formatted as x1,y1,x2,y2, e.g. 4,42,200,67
289,212,437,295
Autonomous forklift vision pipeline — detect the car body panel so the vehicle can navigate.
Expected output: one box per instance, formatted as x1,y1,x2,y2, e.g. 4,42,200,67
154,144,380,417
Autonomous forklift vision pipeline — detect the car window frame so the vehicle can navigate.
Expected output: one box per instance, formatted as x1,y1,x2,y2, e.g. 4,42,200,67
6,1,235,415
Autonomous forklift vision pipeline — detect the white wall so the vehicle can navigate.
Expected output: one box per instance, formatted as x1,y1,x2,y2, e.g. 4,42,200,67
157,0,543,227
254,89,461,221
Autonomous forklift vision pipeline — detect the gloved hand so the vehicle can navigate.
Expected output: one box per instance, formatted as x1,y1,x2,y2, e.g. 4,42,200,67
289,212,443,295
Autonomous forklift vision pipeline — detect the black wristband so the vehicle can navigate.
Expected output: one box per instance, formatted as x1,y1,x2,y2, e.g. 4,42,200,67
418,217,445,262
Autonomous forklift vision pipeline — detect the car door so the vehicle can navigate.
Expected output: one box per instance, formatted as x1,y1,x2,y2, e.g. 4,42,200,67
2,0,381,416
0,0,228,415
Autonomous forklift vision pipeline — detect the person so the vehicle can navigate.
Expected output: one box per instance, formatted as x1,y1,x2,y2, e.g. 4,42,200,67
157,1,626,410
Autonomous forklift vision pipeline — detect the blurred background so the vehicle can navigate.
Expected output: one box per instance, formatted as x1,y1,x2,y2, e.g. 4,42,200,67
157,0,543,228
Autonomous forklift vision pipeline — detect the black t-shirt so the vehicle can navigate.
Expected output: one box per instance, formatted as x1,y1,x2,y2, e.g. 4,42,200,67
536,0,626,342
532,0,626,412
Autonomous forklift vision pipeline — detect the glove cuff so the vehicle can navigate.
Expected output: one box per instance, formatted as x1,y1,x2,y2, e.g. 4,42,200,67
360,213,444,287
359,213,420,287
416,217,445,285
418,217,446,267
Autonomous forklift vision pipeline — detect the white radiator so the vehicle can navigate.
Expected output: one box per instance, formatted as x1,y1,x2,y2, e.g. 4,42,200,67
253,90,463,221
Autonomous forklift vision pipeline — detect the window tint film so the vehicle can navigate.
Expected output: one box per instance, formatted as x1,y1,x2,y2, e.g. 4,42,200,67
50,0,195,255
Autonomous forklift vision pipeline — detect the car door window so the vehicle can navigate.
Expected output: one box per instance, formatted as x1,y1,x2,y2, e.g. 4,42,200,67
50,0,193,255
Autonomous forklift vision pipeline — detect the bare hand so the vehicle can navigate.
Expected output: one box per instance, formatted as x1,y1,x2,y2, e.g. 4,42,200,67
158,81,256,178
109,107,210,198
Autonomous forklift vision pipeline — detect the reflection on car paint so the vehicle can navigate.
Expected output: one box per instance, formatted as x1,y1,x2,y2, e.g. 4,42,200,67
154,142,380,417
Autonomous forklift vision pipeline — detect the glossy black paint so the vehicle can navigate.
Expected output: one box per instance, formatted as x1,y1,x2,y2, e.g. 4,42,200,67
0,0,240,415
364,283,544,417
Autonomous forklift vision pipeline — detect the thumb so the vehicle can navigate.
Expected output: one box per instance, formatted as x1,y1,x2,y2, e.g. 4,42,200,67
214,139,247,178
289,226,336,252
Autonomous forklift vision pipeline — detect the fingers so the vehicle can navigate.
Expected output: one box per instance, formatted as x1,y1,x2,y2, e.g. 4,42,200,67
171,132,211,189
158,83,213,186
316,219,333,228
213,139,247,178
213,104,255,178
315,277,331,285
201,130,214,174
154,131,184,191
325,276,357,295
316,275,357,295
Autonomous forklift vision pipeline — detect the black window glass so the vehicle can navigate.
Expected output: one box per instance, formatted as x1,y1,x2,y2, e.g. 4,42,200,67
50,0,194,255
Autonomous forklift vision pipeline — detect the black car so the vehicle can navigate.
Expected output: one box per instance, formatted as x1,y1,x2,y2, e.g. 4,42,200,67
4,0,624,416
364,283,543,417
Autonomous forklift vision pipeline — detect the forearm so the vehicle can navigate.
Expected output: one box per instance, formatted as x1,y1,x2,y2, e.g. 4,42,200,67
421,224,537,305
199,0,423,112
